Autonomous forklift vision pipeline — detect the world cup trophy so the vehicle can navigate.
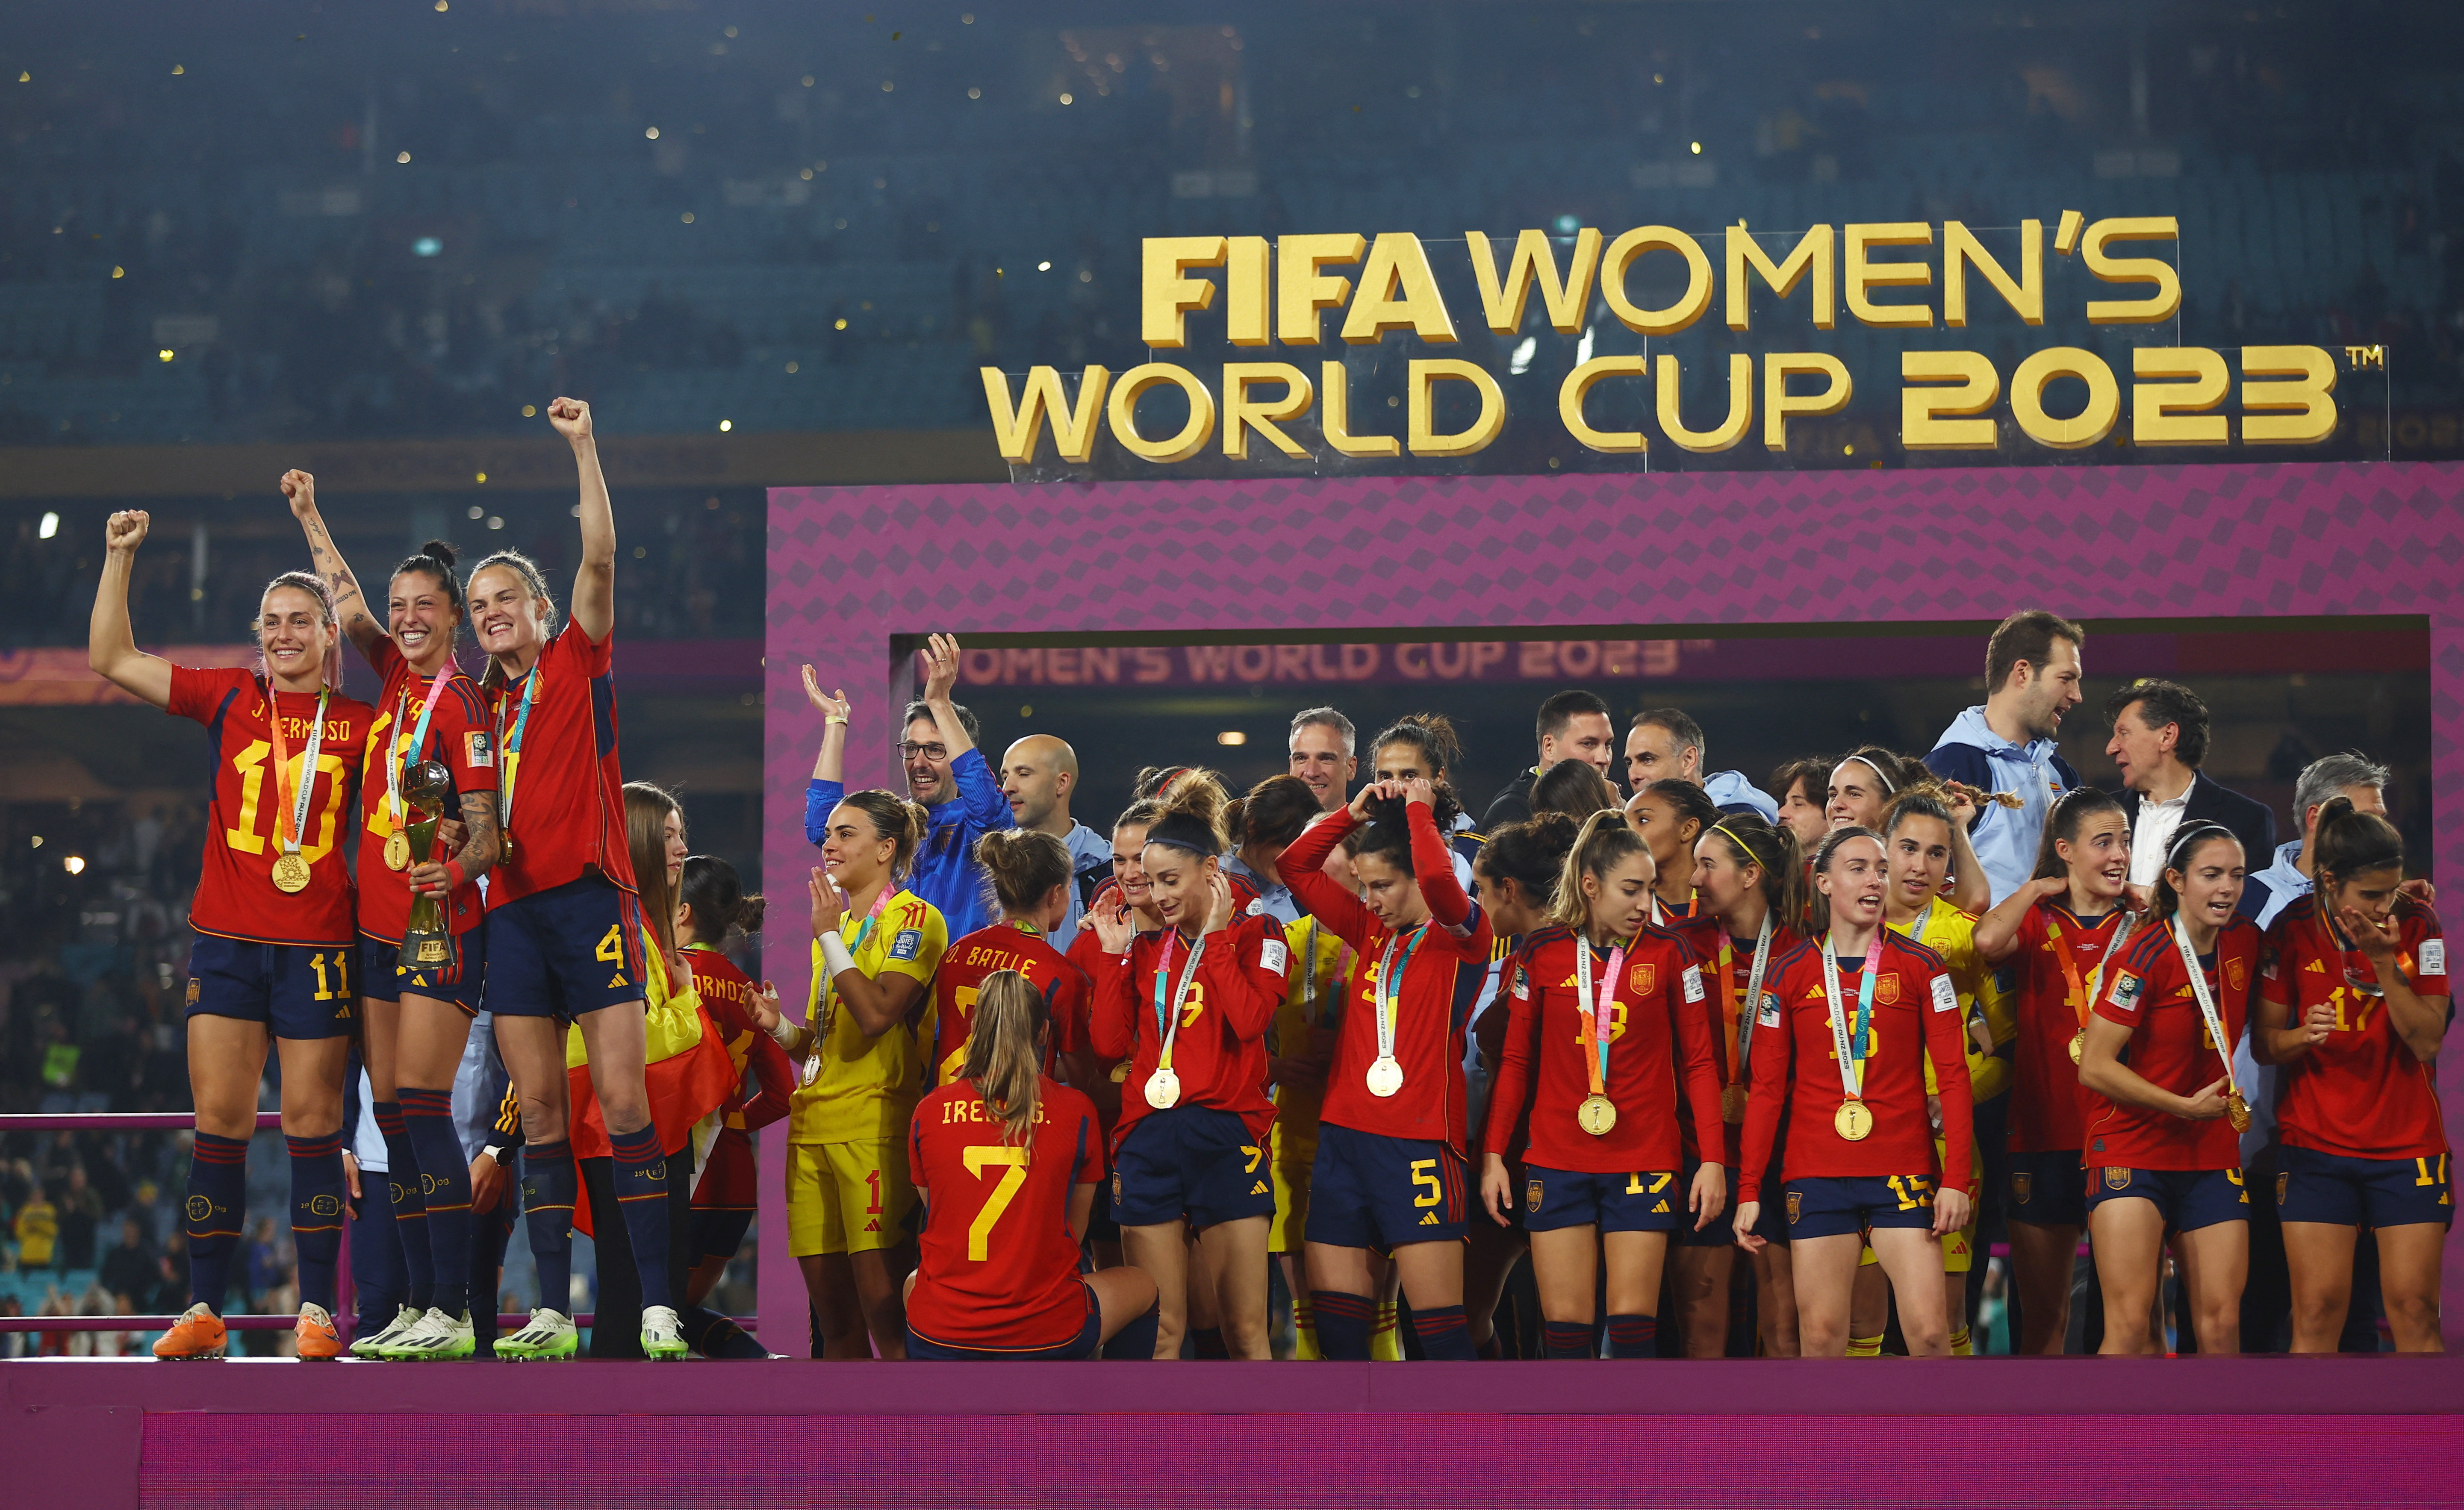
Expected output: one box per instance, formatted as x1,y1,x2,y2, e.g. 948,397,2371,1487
401,759,458,973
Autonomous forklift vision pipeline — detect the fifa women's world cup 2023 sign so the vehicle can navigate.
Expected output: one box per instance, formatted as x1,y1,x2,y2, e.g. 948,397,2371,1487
979,216,2349,473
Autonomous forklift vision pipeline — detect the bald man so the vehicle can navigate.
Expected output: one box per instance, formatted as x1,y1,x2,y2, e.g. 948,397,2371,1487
998,734,1115,952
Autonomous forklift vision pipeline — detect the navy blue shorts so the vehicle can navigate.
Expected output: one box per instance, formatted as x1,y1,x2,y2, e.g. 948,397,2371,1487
1110,1105,1273,1233
1672,1161,1737,1245
1305,1123,1467,1250
185,931,355,1040
359,923,488,1013
1527,1163,1687,1236
485,876,645,1021
691,1207,754,1262
2085,1165,2248,1233
1784,1173,1936,1241
2007,1148,2088,1228
907,1283,1101,1360
2278,1146,2454,1230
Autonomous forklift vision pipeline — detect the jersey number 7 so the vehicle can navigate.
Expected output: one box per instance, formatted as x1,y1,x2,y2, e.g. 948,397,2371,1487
961,1145,1029,1261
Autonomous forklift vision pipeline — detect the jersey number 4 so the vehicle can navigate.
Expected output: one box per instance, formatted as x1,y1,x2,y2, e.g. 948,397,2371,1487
961,1145,1029,1261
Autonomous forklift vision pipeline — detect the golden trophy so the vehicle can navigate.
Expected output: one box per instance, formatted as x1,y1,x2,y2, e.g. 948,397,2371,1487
400,759,458,973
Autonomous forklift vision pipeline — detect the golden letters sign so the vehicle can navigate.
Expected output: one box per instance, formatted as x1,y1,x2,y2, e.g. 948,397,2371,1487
981,218,2338,465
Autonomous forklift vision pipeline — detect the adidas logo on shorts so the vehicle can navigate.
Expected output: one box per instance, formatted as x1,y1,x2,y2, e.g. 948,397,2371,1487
1418,1211,1439,1226
1651,1200,1669,1213
1250,1180,1269,1196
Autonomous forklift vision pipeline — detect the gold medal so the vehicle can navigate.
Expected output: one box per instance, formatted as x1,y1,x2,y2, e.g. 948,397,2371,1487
1365,1055,1405,1098
1144,1066,1182,1110
271,852,312,894
383,830,412,872
2068,1030,2084,1066
1109,1061,1130,1084
1577,1094,1618,1136
2226,1089,2251,1133
1721,1084,1745,1124
499,829,512,860
1834,1099,1875,1142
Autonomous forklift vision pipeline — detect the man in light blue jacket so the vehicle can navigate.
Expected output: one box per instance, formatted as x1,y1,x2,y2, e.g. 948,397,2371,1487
1923,610,2087,905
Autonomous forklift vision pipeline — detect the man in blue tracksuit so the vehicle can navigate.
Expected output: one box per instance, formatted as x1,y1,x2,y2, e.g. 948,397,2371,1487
1923,610,2087,906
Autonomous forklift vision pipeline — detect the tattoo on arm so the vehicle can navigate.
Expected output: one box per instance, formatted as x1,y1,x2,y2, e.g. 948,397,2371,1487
455,791,503,878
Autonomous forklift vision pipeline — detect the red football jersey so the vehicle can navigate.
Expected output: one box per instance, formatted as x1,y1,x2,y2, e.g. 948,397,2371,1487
1281,804,1495,1151
356,640,494,940
1483,924,1722,1175
484,621,636,905
1738,932,1973,1202
1474,936,1543,1164
907,1076,1104,1351
1088,913,1285,1151
932,922,1091,1087
683,945,796,1212
2085,916,2258,1172
2264,896,2449,1163
2007,901,2135,1154
1672,915,1805,1167
167,666,374,948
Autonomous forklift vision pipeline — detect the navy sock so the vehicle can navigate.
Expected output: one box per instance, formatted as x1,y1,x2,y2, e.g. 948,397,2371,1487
608,1122,675,1310
372,1101,435,1311
683,1306,769,1359
1543,1319,1595,1359
184,1131,249,1315
1605,1313,1658,1358
1311,1290,1375,1361
285,1131,347,1311
401,1088,470,1316
348,1180,408,1331
1411,1303,1476,1361
522,1139,577,1316
1104,1299,1161,1360
1190,1325,1229,1359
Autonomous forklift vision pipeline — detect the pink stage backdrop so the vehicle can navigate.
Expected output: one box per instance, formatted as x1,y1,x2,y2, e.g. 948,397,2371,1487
762,460,2462,1354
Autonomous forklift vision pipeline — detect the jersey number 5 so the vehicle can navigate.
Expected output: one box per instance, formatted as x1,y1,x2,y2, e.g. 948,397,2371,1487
961,1145,1029,1261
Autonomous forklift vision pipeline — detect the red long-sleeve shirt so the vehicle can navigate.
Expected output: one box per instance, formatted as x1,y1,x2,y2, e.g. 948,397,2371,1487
1483,924,1724,1174
681,945,795,1212
1739,931,1973,1204
1089,911,1286,1151
1279,804,1495,1152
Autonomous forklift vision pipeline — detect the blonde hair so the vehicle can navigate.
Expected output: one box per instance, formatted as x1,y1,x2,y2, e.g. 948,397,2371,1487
1548,809,1650,930
961,970,1049,1147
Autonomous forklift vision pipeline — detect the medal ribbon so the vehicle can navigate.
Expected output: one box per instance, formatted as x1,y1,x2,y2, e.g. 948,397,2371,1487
1821,929,1885,1103
2048,910,2136,1037
1373,924,1429,1071
1718,913,1777,1089
1574,934,1628,1101
817,885,896,1039
495,663,541,835
2172,921,2241,1095
386,659,460,829
267,682,330,860
1150,929,1207,1071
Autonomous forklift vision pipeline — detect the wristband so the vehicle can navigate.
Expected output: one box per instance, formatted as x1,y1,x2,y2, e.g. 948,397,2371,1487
482,1144,507,1166
444,859,467,891
825,715,849,726
819,932,857,978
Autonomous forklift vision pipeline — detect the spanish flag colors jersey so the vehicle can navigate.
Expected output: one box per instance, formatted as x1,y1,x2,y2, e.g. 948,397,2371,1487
1739,932,1973,1203
791,889,947,1145
931,922,1090,1088
1279,804,1495,1152
682,944,797,1212
485,620,636,906
907,1076,1104,1352
1270,915,1350,1139
168,666,374,948
2264,896,2449,1163
1889,896,2016,1104
2006,900,2134,1154
356,639,493,941
1484,924,1724,1176
1088,912,1287,1150
2086,916,2259,1172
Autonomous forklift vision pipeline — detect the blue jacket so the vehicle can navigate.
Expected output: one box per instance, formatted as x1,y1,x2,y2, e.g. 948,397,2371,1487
1702,769,1778,822
1925,705,2081,907
2231,841,2309,1164
2238,840,2309,930
1052,819,1115,954
807,745,1015,942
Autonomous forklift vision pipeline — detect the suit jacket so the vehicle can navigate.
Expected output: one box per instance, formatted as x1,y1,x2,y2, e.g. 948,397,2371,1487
2121,771,2278,882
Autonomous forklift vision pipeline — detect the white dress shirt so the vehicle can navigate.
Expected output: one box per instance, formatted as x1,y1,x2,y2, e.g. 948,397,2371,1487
2127,776,2196,886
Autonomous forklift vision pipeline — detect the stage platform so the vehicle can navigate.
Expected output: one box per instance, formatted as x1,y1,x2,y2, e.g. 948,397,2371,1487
7,1357,2458,1508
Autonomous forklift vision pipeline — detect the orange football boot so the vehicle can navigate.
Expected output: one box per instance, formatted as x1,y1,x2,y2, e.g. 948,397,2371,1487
151,1303,228,1360
295,1302,344,1360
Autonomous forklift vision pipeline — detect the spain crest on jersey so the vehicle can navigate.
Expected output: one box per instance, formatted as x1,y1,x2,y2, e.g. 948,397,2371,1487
1630,963,1656,995
1872,973,1900,1005
2225,957,2249,992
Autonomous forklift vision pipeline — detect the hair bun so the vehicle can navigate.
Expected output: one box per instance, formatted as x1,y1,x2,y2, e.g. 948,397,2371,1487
421,539,459,569
735,893,766,936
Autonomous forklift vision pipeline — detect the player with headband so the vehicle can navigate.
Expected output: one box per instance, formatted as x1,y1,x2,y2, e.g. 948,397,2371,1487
1972,784,2137,1353
1827,748,1990,916
1685,812,1807,1356
2078,821,2258,1355
282,472,503,1361
1278,775,1497,1361
2254,799,2450,1354
1733,827,1974,1357
1480,812,1724,1359
94,510,373,1361
1087,774,1287,1359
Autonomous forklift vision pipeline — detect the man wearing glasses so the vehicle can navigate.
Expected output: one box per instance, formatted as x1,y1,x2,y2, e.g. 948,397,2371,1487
884,634,1016,939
